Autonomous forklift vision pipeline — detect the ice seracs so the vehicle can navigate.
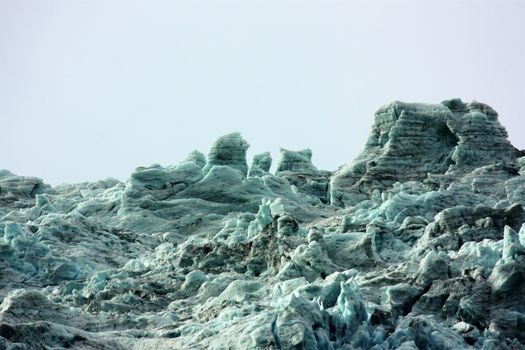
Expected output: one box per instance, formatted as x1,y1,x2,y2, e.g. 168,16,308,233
330,99,522,208
1,99,525,349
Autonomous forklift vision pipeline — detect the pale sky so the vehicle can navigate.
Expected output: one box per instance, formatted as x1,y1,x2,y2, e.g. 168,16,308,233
1,1,524,185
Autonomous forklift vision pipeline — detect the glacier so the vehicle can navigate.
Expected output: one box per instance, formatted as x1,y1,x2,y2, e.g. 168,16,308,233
1,99,525,349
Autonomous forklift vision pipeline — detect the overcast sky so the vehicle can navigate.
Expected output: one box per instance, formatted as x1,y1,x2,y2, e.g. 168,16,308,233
1,1,524,185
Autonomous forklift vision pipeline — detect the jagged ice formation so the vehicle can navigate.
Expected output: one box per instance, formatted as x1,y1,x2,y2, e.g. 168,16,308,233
1,99,525,349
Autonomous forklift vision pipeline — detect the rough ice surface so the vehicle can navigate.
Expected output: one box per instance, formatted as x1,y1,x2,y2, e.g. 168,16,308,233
1,99,525,349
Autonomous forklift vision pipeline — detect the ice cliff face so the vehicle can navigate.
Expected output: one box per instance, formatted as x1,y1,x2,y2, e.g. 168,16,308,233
1,99,525,350
330,99,521,207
